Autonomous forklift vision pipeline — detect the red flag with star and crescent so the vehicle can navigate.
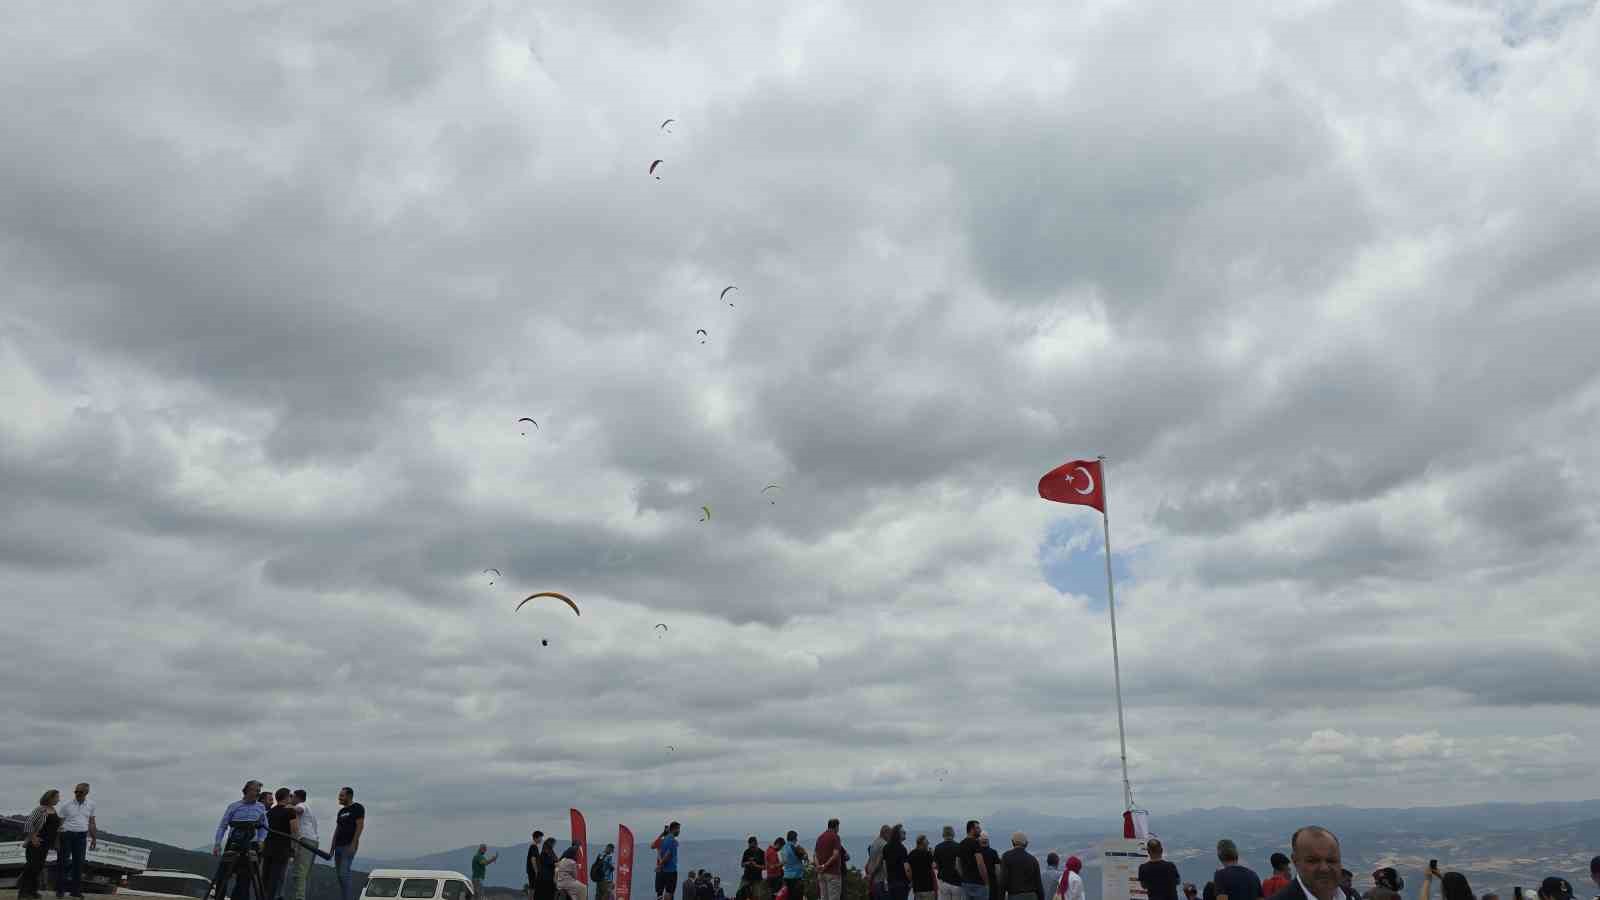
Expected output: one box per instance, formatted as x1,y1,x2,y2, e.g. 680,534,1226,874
1038,458,1105,512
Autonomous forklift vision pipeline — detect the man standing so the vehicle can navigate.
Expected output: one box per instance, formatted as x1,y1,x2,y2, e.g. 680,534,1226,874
815,820,845,900
528,831,546,900
592,843,616,900
741,837,766,900
212,781,270,900
1138,840,1181,900
1262,856,1292,899
908,836,938,900
933,827,963,900
1000,834,1044,900
883,827,910,900
56,783,98,899
656,822,681,900
1268,828,1342,900
473,844,500,898
1205,841,1262,900
331,788,366,900
866,827,892,900
958,822,987,900
286,791,320,900
262,788,300,900
1040,855,1061,900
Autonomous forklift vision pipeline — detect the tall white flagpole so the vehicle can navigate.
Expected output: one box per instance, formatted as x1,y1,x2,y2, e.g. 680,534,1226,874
1099,455,1133,813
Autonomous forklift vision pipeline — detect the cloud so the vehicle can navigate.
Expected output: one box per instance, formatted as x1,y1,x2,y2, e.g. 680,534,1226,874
2,0,1599,858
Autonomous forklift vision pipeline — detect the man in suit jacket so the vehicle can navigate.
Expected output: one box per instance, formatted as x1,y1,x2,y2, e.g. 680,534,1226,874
1266,828,1343,900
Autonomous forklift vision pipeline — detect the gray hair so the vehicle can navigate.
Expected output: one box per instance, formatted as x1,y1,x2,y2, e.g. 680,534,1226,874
1012,832,1028,847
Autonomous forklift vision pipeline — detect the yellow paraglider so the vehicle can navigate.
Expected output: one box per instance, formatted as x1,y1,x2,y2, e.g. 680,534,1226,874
516,592,580,616
699,505,711,522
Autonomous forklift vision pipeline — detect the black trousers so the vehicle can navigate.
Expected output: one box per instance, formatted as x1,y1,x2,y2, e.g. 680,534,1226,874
213,856,256,900
19,842,49,897
262,856,290,900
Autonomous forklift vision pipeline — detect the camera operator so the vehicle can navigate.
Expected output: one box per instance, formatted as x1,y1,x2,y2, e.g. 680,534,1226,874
213,781,270,900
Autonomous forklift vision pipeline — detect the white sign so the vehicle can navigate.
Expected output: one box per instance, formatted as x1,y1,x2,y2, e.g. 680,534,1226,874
1100,839,1149,900
0,840,151,872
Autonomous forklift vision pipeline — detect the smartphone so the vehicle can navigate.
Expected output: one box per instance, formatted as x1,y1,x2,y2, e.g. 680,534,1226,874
1513,888,1522,900
1429,861,1438,873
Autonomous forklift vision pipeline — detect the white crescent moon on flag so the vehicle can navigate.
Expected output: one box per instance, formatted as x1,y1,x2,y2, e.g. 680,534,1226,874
1073,465,1095,495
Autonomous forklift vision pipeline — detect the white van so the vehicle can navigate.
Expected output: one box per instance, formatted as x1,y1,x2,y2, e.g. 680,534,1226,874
362,869,477,900
121,870,214,899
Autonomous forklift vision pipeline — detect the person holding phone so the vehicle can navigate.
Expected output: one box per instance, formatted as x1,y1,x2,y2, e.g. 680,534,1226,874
1420,860,1476,900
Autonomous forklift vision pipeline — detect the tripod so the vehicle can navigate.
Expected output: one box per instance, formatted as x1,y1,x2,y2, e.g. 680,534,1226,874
208,839,268,900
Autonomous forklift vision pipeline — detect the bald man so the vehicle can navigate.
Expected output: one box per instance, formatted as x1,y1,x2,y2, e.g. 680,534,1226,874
1266,827,1342,900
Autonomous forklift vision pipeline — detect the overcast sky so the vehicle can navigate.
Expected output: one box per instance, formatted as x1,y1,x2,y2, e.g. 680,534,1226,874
3,0,1599,857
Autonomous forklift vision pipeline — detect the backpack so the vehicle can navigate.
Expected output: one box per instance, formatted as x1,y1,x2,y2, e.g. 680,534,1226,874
590,855,607,883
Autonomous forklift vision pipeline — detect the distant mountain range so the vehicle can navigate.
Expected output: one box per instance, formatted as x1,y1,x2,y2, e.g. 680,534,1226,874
367,801,1600,900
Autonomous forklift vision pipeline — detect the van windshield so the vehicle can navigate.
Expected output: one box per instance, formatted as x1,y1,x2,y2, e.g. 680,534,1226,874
401,879,440,899
366,879,403,898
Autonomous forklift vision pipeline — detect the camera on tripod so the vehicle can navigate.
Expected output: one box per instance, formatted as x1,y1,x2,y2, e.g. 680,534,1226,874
220,818,262,859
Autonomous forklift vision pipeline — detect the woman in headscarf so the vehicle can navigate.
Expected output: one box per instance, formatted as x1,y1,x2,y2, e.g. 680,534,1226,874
19,790,61,900
556,845,587,900
1055,856,1084,900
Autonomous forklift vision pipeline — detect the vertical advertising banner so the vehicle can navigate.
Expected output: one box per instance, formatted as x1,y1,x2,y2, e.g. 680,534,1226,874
571,810,590,885
1101,839,1150,900
616,826,635,900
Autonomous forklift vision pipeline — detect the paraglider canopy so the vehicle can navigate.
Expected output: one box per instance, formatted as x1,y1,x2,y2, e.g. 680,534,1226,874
517,591,580,616
518,417,538,434
649,159,663,178
660,118,675,132
720,285,737,306
699,505,711,522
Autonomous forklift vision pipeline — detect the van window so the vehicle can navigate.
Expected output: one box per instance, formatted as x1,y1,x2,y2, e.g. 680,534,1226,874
401,879,441,899
443,881,469,900
366,879,403,898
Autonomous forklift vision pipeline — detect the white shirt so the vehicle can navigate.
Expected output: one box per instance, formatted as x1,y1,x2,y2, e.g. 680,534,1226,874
1062,871,1084,900
296,804,319,844
60,798,96,832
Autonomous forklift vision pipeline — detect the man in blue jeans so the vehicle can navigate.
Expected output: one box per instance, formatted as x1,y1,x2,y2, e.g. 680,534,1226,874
331,787,366,900
56,783,98,899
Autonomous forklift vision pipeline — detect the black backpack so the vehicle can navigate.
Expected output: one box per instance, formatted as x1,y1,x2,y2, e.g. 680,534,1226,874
590,855,607,883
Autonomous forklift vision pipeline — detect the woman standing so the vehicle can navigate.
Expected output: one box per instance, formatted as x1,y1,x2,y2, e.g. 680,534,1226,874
556,846,587,900
20,790,62,900
537,837,561,900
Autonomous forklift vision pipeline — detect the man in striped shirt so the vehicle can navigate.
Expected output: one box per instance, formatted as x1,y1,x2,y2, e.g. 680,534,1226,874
211,781,270,900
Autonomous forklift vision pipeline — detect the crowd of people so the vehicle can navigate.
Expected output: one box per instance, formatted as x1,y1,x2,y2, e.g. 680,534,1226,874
206,780,364,900
16,786,1600,900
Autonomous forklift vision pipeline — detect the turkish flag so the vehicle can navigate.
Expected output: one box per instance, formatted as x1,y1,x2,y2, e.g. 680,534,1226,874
1038,458,1105,512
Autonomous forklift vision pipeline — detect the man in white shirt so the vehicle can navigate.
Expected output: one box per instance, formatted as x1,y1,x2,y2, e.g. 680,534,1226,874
56,783,98,899
287,789,320,900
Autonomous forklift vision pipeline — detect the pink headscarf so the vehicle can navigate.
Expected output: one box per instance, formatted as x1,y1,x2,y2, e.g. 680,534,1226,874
1058,857,1083,897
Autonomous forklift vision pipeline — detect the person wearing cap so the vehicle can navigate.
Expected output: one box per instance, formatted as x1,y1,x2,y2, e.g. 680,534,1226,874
1263,855,1293,899
1266,826,1341,900
1001,833,1045,900
1538,878,1573,900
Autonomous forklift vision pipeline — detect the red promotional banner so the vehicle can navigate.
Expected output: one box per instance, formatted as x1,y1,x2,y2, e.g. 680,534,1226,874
615,826,635,900
570,809,590,885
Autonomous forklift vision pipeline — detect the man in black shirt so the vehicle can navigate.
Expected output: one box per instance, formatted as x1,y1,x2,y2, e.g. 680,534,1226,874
883,827,910,900
933,827,964,900
527,831,546,900
908,836,938,900
1000,834,1044,900
331,788,366,900
263,789,299,900
1138,840,1181,900
1203,840,1262,900
958,822,987,900
741,841,766,900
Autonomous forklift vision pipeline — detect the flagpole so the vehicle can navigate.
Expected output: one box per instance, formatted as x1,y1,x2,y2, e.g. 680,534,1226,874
1099,455,1133,813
